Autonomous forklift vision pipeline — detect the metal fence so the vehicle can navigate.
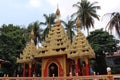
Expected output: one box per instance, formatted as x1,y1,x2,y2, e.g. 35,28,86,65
0,75,118,80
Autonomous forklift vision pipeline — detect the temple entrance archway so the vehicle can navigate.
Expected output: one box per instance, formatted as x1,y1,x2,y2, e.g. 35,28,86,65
48,63,58,77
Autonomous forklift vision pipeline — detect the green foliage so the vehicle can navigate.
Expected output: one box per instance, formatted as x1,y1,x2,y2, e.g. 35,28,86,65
87,29,119,74
61,17,76,43
40,13,56,40
104,12,120,37
72,0,100,35
28,21,43,45
112,67,120,74
87,29,119,55
0,24,26,76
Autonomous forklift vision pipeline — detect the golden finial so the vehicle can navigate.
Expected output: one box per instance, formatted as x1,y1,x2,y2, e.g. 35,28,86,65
76,17,81,32
56,4,60,16
55,4,61,26
30,29,34,43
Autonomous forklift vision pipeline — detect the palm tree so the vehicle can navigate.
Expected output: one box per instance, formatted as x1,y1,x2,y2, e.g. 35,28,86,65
28,21,43,45
72,0,100,35
104,12,120,37
40,13,56,40
61,17,76,43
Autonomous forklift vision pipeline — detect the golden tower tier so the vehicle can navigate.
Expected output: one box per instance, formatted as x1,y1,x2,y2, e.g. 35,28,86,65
36,21,70,58
68,17,95,58
17,30,38,63
35,7,70,58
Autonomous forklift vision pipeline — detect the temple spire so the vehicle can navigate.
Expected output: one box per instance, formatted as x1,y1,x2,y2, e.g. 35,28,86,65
56,4,60,20
55,4,61,26
76,17,81,32
30,29,34,43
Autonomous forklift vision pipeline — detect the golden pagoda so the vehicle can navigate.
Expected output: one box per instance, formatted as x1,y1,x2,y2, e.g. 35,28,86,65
17,7,95,77
68,17,95,58
68,17,95,75
17,29,38,77
17,29,38,63
35,7,71,77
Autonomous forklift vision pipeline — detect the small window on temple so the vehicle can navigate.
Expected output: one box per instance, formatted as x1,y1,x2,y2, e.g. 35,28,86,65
57,43,60,46
44,46,47,47
42,51,45,53
56,49,60,52
75,42,77,45
57,32,60,34
61,48,66,51
82,50,85,52
73,51,76,53
57,39,61,41
26,57,29,59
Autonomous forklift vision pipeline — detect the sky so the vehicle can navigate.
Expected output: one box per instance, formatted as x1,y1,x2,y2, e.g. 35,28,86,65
0,0,120,36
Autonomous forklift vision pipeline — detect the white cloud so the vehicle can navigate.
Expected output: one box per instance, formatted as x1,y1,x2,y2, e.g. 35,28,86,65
47,0,59,6
28,0,41,8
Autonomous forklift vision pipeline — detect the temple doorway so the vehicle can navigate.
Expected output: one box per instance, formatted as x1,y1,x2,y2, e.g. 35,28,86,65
48,63,58,77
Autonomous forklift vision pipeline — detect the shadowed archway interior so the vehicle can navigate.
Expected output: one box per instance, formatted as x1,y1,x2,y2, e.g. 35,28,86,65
48,63,58,77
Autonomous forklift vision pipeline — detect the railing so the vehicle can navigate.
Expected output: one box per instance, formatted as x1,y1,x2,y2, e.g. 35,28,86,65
0,75,118,80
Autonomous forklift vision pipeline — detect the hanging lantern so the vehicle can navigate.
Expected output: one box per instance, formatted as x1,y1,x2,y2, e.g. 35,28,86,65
50,66,55,71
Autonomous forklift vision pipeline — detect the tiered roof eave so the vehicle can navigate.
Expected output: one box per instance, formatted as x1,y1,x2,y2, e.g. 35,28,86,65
36,24,71,57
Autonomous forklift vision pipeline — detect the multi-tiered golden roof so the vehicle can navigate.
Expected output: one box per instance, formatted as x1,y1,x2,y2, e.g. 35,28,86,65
68,17,95,58
17,7,95,63
36,7,70,58
17,29,38,63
